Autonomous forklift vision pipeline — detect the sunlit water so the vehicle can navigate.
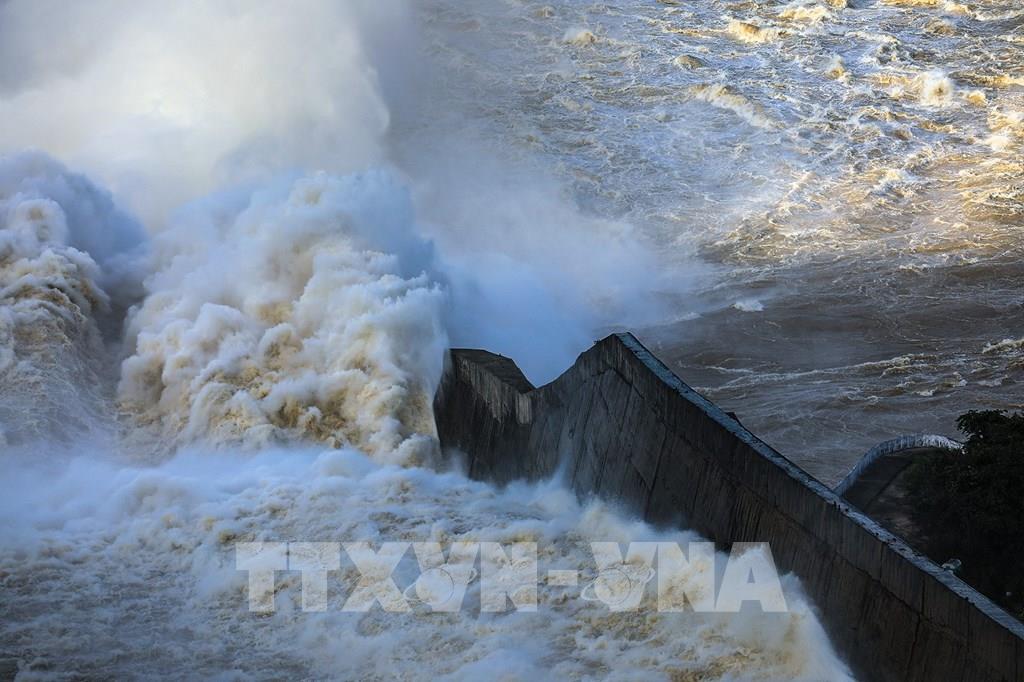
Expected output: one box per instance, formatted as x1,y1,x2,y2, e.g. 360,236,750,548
0,2,858,678
416,0,1024,483
3,1,1021,678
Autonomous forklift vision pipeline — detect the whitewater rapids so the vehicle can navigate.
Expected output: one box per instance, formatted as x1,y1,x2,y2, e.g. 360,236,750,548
0,155,851,679
9,0,1015,677
414,0,1024,482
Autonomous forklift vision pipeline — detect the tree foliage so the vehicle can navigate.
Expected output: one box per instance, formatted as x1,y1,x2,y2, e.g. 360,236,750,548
905,410,1024,619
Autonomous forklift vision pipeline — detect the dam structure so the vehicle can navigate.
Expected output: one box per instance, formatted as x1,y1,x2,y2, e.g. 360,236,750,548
433,333,1024,682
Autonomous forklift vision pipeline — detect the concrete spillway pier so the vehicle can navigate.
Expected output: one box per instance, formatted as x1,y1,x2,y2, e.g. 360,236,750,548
836,436,964,547
433,333,1024,682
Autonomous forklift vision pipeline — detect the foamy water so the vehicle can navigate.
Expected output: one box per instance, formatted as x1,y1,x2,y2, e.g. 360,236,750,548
5,0,1020,676
415,0,1024,482
0,445,850,680
0,1,855,679
0,152,850,680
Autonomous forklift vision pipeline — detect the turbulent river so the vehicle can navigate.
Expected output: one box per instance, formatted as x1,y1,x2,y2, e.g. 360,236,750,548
416,0,1024,484
0,0,1020,679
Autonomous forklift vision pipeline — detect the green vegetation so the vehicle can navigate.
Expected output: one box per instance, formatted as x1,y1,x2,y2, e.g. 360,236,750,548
906,410,1024,620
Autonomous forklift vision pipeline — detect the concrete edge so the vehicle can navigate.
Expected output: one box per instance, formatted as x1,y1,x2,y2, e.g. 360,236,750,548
447,332,1024,643
833,434,964,497
616,332,1024,640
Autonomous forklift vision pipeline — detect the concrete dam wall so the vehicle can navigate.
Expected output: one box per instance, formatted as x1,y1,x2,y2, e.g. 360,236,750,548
433,333,1024,682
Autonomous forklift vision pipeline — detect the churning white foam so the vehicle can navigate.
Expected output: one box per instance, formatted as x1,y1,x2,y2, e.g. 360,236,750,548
0,0,851,677
0,445,853,680
0,152,144,446
690,84,777,130
726,20,783,44
916,72,956,106
733,299,766,313
118,171,446,463
563,27,598,46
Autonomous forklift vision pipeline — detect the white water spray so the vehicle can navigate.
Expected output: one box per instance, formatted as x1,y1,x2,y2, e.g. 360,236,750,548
0,1,851,678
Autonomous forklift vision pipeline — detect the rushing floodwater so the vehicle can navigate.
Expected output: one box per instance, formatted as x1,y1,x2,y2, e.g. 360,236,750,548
0,1,857,679
416,0,1024,483
1,0,1020,679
